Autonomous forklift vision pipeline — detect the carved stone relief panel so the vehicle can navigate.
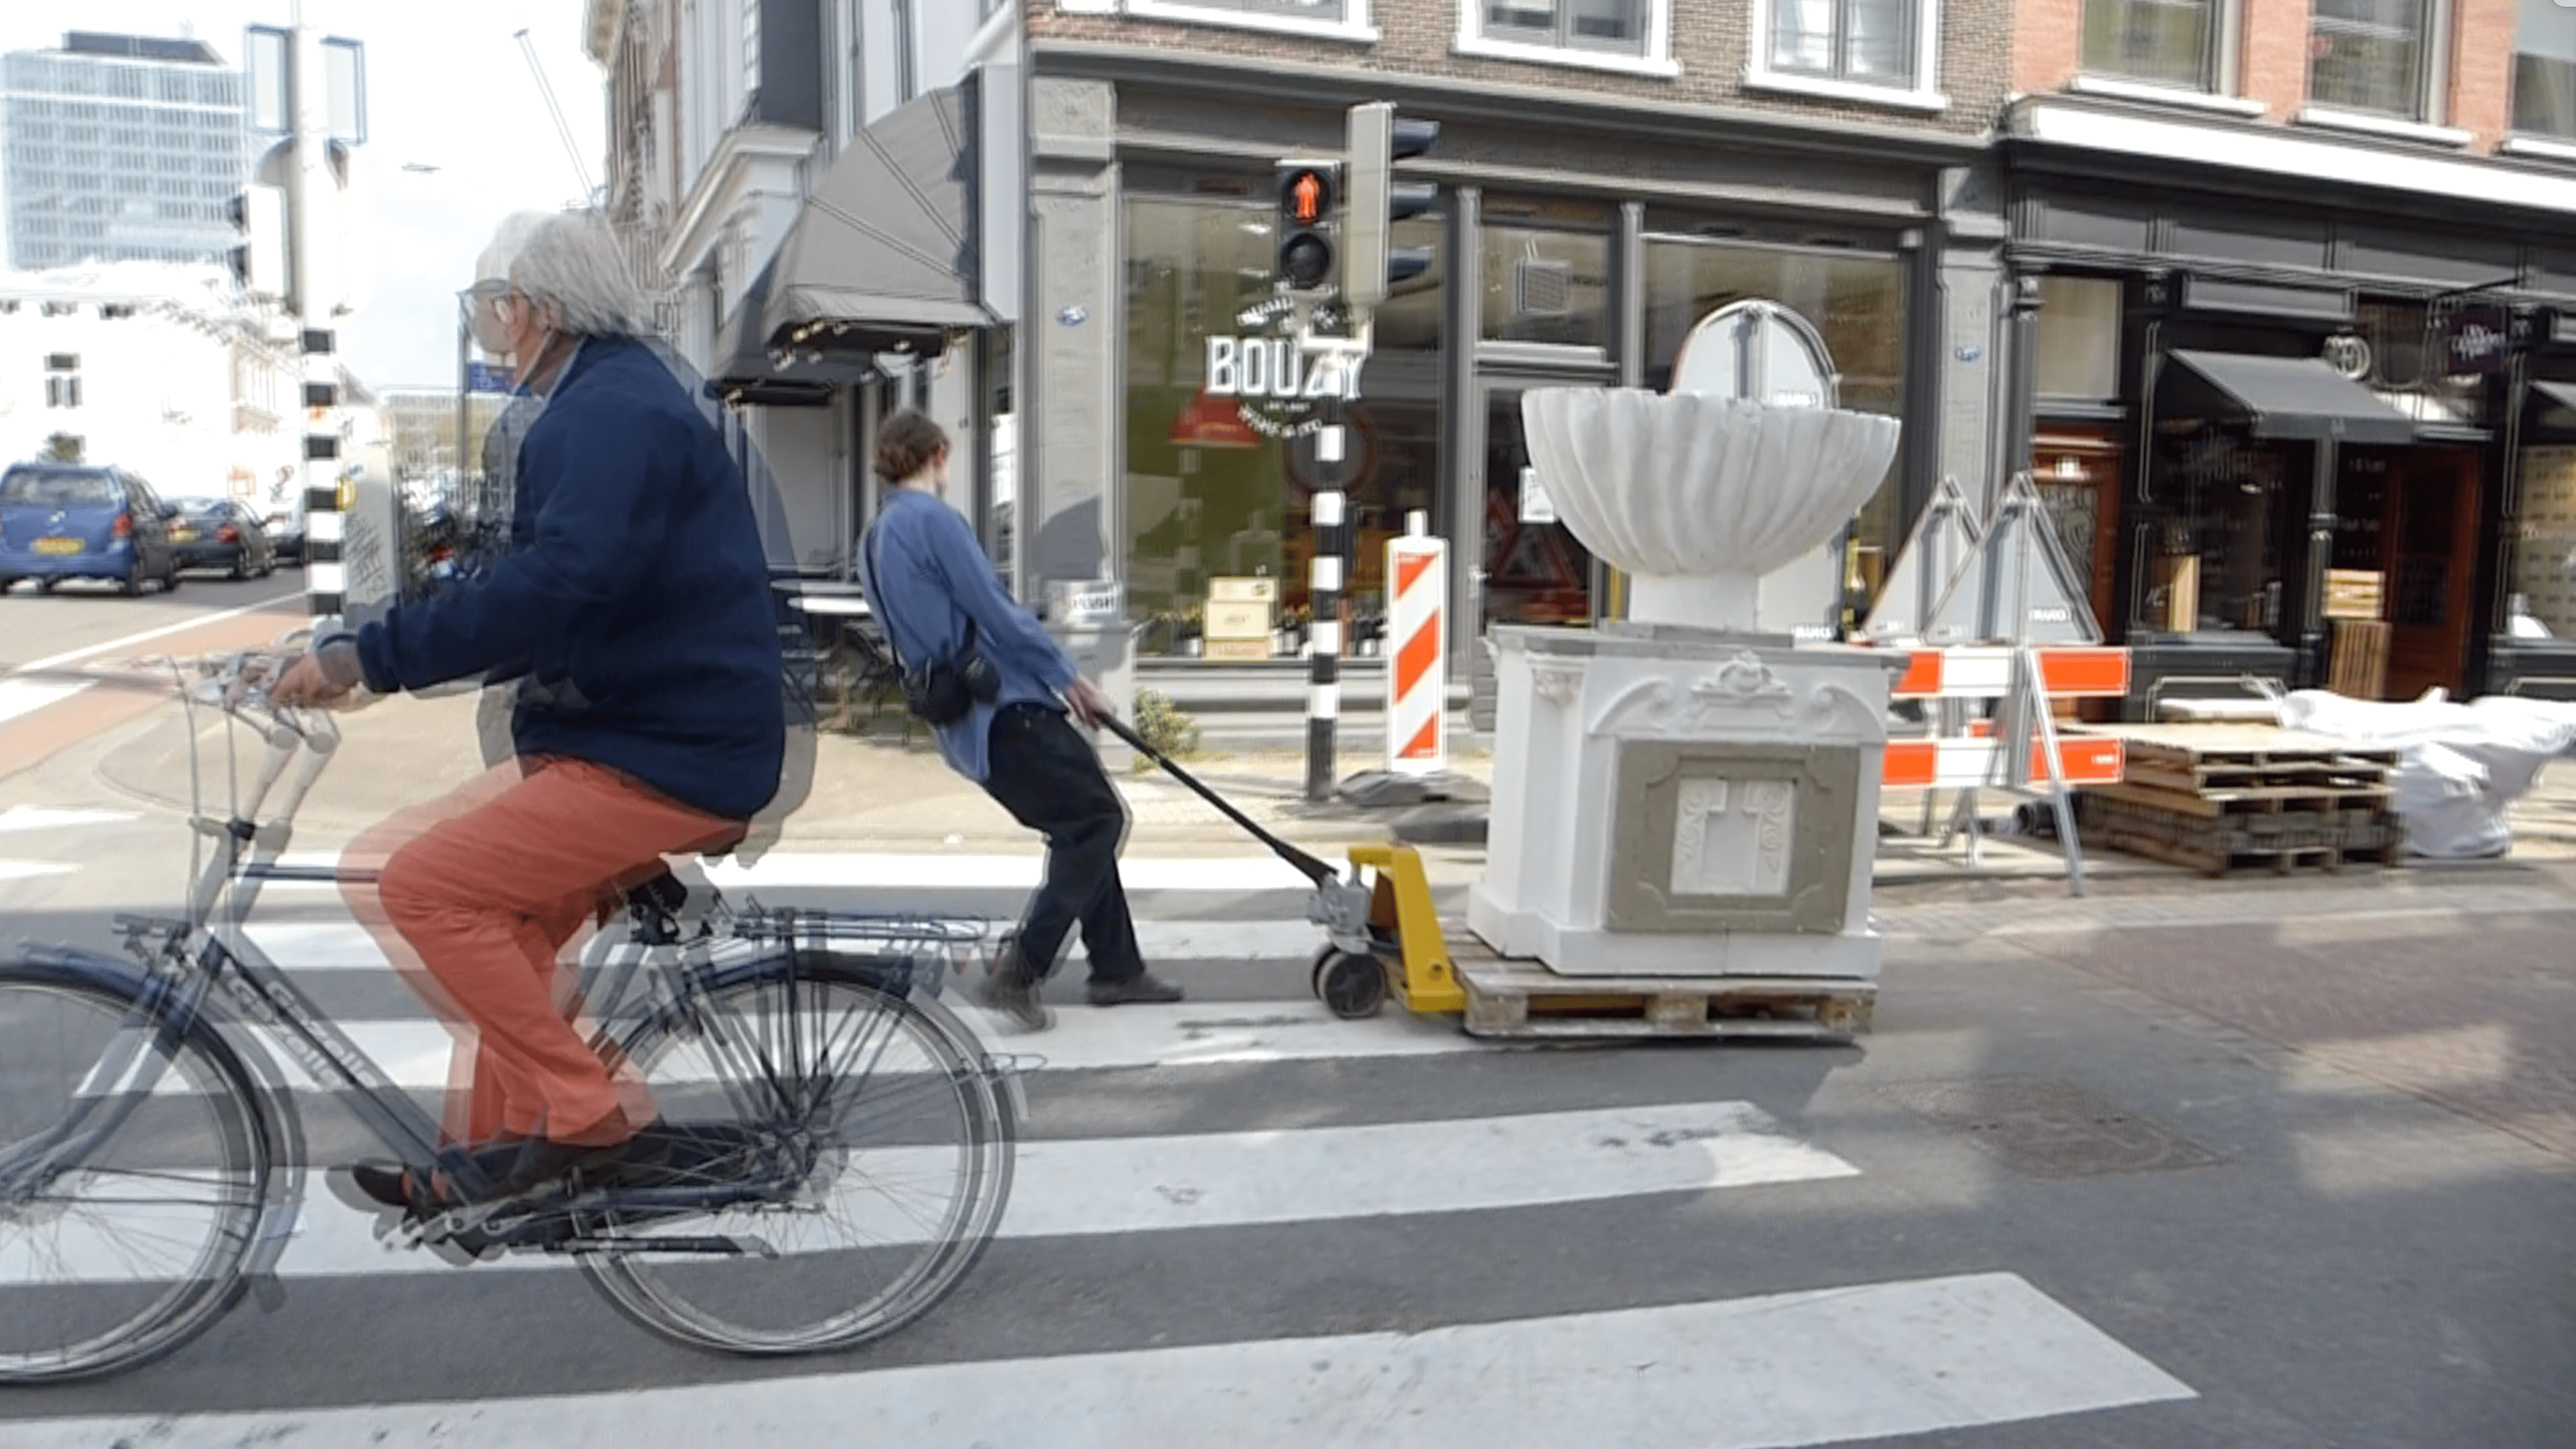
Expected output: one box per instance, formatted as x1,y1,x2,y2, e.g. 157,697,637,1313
1607,739,1859,936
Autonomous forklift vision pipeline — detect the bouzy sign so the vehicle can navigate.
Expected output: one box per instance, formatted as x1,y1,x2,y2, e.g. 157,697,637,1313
1204,295,1365,439
2442,305,2510,377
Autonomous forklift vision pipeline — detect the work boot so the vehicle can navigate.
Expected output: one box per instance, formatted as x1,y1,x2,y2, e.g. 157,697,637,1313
973,940,1054,1032
1086,970,1186,1007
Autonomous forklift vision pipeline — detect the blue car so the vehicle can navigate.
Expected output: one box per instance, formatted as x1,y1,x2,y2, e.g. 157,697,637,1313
0,462,184,596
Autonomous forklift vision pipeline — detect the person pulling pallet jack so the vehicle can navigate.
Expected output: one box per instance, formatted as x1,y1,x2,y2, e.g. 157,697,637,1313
1098,715,1465,1020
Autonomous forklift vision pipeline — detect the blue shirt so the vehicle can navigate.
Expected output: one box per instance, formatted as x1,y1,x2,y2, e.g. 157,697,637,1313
351,335,789,822
857,487,1076,783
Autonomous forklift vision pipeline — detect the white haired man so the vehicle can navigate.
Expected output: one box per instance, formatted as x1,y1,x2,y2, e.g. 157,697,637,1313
270,211,791,1213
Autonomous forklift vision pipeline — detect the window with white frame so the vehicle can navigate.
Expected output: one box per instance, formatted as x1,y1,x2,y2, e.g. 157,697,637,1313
1477,1,1654,58
2309,0,2437,121
44,353,81,410
1132,1,1359,26
1765,0,1924,89
742,0,761,100
2513,0,2576,139
2081,0,2222,91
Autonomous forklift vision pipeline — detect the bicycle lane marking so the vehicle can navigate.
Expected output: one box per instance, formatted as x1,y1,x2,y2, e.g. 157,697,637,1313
7,588,306,678
0,1274,2194,1448
0,600,308,779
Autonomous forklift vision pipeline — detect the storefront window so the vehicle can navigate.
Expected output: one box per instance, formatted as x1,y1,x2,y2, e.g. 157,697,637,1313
1641,238,1909,618
2035,276,2122,404
2512,444,2576,637
1123,194,1443,659
2137,424,2296,639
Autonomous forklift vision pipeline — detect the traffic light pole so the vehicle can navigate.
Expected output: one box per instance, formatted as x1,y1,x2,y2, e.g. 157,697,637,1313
284,16,341,620
1306,389,1348,804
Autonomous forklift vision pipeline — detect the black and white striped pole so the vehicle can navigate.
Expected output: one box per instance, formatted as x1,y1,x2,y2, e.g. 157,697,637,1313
1306,397,1347,804
301,326,341,617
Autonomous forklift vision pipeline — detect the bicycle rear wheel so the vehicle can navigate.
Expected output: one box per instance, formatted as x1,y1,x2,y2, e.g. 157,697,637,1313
0,964,273,1383
576,955,1014,1356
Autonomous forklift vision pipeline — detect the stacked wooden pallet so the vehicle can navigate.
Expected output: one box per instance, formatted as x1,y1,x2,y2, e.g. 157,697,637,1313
2069,724,2406,876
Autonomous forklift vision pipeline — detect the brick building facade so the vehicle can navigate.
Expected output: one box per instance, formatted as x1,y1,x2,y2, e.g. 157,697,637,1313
1996,0,2576,710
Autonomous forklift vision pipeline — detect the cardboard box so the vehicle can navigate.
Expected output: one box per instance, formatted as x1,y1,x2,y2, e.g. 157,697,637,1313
2151,555,2199,632
2324,569,2384,622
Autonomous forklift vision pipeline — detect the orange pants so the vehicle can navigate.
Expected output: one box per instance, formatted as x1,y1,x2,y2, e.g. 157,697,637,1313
341,755,743,1148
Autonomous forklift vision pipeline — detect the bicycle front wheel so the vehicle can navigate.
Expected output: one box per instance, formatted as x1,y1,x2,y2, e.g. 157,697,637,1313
577,955,1014,1356
0,963,274,1383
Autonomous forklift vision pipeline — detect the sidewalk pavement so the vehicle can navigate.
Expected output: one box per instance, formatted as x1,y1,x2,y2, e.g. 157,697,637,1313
84,681,2576,894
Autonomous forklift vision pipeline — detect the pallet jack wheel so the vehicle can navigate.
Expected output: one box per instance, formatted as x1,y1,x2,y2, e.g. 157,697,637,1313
1312,949,1388,1020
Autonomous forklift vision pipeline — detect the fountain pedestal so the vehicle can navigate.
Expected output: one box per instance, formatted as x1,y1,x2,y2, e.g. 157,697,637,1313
1467,624,1895,979
1466,389,1904,984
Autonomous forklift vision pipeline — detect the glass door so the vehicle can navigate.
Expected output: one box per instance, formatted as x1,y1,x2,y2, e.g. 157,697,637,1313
1477,379,1597,630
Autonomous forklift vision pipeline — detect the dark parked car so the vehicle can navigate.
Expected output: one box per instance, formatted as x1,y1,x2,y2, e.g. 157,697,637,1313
0,463,183,595
169,498,278,579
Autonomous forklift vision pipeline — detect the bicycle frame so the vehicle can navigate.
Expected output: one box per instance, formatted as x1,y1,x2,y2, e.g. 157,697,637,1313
7,641,1031,1283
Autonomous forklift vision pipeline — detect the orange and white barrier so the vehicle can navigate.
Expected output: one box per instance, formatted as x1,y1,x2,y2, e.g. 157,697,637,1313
1874,645,2128,792
1889,646,2130,701
1883,736,2126,790
1384,522,1446,775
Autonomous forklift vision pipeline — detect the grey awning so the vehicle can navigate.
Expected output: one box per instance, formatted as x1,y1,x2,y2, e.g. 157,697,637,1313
706,258,850,407
2529,380,2576,421
760,85,991,354
2161,350,2418,446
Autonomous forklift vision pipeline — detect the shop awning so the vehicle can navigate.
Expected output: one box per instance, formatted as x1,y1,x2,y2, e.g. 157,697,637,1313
2529,380,2576,423
2162,350,2418,446
759,84,991,357
704,258,851,408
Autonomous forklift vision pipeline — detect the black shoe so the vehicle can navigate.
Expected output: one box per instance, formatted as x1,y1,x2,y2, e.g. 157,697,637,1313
339,1131,667,1215
973,941,1054,1032
1086,970,1184,1006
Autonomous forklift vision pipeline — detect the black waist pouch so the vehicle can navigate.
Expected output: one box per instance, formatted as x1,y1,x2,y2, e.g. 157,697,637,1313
900,628,1000,726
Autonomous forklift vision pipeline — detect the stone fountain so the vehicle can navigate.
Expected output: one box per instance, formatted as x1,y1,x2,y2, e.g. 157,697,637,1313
1466,390,1904,982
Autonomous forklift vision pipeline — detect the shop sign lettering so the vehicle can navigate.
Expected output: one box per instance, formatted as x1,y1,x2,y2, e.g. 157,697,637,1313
1203,296,1365,439
2443,305,2510,377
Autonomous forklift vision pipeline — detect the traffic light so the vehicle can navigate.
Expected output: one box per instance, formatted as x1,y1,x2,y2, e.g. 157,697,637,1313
226,192,252,290
1275,159,1337,293
1344,102,1440,311
224,182,286,301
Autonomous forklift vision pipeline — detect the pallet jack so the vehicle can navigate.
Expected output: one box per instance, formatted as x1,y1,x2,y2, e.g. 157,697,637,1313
1100,716,1461,1021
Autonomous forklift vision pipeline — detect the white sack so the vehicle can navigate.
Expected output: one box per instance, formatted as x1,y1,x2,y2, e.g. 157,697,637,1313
2271,689,2576,859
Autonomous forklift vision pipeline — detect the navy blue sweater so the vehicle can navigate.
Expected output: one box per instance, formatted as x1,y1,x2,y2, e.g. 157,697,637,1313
353,337,788,822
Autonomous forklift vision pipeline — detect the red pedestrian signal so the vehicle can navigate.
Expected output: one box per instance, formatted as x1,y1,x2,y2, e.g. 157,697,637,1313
1287,169,1327,225
1274,160,1339,294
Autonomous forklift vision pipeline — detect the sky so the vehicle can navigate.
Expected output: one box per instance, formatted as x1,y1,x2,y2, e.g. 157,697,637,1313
0,1,609,389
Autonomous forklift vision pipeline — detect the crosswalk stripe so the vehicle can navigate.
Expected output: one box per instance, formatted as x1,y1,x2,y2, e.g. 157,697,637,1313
193,997,1484,1094
0,1272,2193,1447
0,861,77,883
0,806,137,834
259,850,1327,893
55,1100,1849,1284
239,919,1327,974
0,678,90,728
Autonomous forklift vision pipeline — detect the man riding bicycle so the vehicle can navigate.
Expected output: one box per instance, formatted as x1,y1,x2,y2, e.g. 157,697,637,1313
270,211,793,1212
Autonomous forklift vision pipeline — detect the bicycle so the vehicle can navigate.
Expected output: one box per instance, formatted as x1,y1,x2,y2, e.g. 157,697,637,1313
0,632,1026,1383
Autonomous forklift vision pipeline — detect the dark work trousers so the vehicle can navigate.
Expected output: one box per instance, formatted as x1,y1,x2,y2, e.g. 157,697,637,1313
977,703,1144,985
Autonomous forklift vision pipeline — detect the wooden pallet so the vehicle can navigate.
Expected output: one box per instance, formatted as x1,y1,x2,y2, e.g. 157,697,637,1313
2073,723,2401,788
2067,723,2408,877
2078,790,2405,876
1450,956,1874,1042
